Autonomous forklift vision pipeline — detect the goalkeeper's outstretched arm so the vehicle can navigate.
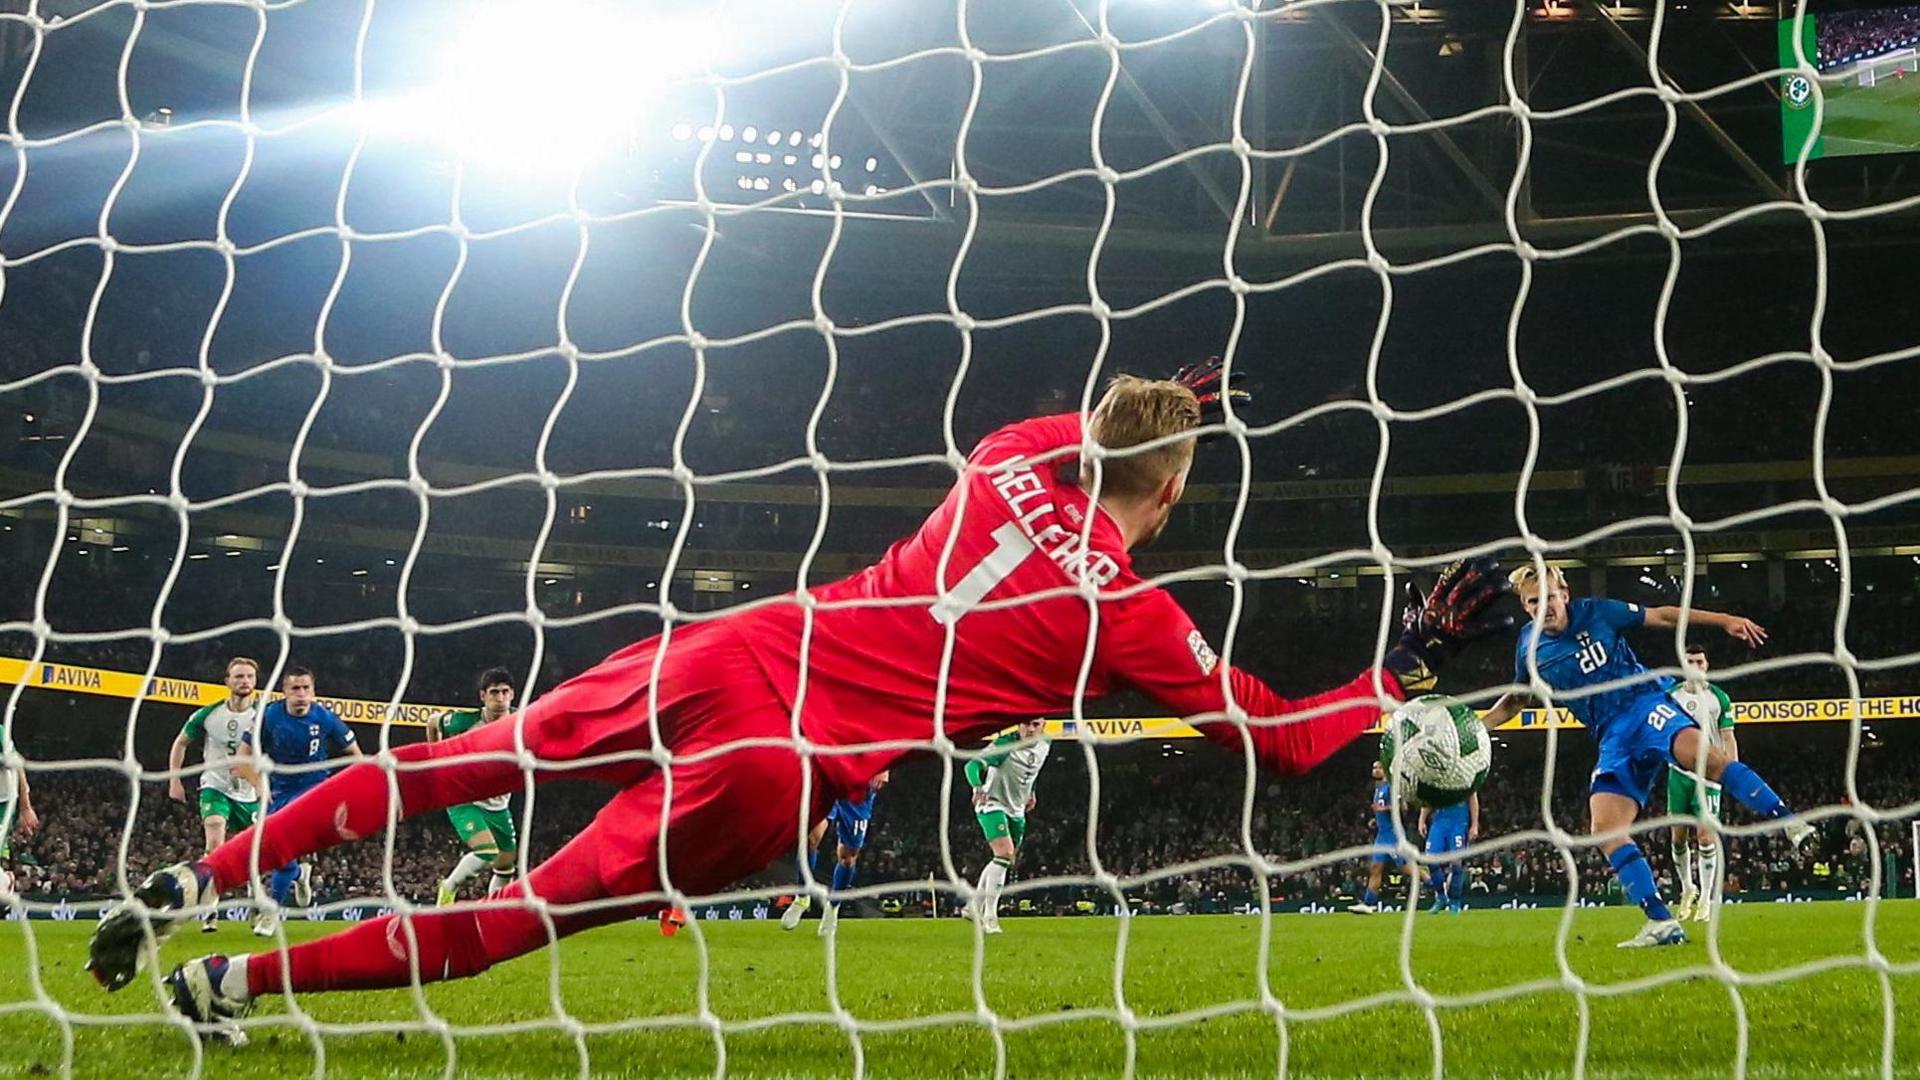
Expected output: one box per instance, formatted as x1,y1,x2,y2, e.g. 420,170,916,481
1106,558,1511,777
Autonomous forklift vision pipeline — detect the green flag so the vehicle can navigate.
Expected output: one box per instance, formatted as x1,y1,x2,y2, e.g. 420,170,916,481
1779,13,1824,164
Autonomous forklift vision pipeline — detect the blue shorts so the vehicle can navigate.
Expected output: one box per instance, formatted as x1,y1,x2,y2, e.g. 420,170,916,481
1425,809,1470,858
1369,819,1405,866
1590,692,1697,804
829,800,872,851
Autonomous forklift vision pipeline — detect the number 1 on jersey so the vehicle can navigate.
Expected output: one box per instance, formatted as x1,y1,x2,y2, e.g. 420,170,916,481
930,521,1036,625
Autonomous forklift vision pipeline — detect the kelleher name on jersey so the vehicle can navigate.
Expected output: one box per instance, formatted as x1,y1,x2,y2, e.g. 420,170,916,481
988,459,1120,588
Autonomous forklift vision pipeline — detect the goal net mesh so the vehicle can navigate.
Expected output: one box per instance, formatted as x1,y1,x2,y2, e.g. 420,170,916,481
1856,48,1918,87
0,0,1914,1076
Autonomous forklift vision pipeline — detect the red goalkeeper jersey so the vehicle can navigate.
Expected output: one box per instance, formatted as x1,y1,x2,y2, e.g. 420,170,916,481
727,413,1401,796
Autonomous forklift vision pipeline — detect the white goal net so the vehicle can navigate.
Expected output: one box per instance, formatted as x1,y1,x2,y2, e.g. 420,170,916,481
1854,47,1918,87
1,0,1917,1077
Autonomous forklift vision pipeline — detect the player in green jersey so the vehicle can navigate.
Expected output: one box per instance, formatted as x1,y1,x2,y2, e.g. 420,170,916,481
1668,644,1738,922
965,719,1051,934
432,668,520,906
168,658,263,932
0,761,38,902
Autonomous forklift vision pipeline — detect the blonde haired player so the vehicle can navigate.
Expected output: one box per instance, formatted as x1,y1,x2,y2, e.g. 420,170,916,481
91,361,1509,1029
1480,565,1811,949
168,658,263,933
1668,644,1736,921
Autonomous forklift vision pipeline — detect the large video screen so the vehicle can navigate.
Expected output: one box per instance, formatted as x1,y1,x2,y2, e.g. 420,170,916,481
1781,4,1920,160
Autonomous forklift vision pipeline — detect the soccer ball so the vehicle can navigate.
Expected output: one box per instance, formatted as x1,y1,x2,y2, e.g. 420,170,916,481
1378,694,1491,808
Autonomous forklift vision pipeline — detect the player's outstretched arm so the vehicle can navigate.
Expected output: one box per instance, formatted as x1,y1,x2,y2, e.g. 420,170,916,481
1478,693,1532,732
1643,605,1767,648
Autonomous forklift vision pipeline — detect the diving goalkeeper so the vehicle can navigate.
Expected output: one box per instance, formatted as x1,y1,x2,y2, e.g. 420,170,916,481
89,360,1509,1028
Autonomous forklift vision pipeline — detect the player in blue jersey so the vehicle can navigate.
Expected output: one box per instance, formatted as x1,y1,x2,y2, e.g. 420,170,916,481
782,770,889,937
1419,793,1479,915
234,667,361,937
1348,763,1405,915
1480,566,1813,948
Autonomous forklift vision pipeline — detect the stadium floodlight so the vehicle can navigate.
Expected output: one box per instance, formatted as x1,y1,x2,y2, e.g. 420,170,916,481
362,2,718,173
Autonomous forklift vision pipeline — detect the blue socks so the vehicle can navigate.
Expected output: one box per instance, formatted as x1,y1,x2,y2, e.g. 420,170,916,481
830,861,856,904
1718,760,1790,820
268,862,298,905
1426,867,1466,909
1609,843,1672,921
796,846,819,888
1362,887,1378,906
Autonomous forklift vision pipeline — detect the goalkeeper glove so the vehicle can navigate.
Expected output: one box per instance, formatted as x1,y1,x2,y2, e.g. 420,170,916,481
1382,556,1514,695
1171,356,1251,442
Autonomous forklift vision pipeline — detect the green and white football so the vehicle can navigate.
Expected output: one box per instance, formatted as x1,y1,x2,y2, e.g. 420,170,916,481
1378,694,1491,808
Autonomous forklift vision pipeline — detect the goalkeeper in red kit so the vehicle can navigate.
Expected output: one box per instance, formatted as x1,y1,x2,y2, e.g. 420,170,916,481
88,360,1509,1032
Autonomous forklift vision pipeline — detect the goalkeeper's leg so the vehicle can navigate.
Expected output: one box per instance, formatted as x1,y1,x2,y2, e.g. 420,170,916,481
198,721,574,897
198,633,694,895
203,739,805,999
91,634,686,989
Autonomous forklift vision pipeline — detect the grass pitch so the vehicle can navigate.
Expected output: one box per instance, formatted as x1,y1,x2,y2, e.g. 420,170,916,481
1819,71,1920,158
2,902,1918,1078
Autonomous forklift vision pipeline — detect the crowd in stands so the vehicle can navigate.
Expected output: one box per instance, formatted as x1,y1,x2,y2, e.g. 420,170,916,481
8,714,1913,918
6,130,1920,925
843,731,1914,914
9,771,450,903
1818,7,1920,70
8,226,1920,505
3,497,1918,710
